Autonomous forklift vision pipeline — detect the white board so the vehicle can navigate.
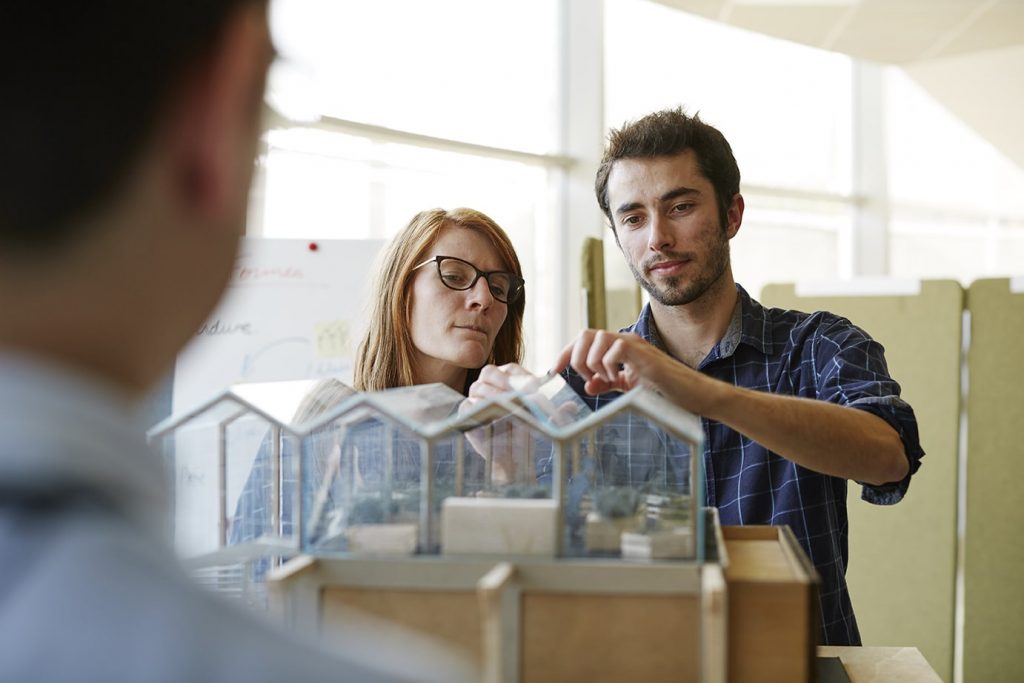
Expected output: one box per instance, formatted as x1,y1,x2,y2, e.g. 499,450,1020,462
172,237,384,415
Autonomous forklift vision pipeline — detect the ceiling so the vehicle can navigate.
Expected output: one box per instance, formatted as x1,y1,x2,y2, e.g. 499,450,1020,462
658,0,1024,169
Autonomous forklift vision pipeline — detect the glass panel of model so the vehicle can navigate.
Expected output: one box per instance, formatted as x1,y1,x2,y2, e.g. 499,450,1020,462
299,376,704,562
152,396,293,558
149,378,355,608
300,384,470,555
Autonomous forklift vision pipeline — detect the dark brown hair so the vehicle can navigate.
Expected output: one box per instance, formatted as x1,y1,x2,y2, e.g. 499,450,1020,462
0,1,265,251
595,107,740,232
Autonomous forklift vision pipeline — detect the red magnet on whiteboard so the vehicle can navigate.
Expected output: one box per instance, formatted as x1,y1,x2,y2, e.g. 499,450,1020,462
308,242,319,252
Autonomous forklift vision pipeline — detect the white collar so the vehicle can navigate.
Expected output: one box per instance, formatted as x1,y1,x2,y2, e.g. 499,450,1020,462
0,351,168,535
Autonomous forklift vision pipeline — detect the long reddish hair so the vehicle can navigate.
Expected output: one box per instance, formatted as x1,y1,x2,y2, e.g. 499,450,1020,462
353,208,525,392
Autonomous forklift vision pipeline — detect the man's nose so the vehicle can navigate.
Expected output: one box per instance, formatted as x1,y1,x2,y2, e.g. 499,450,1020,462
648,213,674,251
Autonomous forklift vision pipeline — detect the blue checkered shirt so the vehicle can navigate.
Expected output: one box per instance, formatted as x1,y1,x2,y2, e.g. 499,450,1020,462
562,284,924,646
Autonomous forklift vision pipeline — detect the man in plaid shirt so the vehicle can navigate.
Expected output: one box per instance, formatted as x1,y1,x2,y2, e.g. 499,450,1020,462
474,107,923,646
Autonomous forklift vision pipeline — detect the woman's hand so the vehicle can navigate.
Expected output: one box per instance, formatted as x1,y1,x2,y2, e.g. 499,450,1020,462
462,363,537,485
465,362,533,406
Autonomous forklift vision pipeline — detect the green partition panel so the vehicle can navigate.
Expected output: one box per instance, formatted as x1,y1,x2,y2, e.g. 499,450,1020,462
761,280,962,682
963,278,1024,683
580,237,607,330
581,237,643,333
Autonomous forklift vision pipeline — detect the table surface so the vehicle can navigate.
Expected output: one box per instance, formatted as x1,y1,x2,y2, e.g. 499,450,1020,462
818,646,943,683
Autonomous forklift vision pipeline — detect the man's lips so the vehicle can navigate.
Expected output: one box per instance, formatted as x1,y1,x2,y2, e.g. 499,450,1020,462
646,258,690,275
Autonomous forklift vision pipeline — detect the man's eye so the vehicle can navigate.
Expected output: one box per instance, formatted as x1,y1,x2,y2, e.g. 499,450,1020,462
622,215,641,227
672,203,693,213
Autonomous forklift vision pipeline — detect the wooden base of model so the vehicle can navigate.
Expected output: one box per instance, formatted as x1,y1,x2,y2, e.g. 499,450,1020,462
269,512,820,683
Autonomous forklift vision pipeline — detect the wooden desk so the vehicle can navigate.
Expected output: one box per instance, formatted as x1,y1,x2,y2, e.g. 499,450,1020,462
818,646,942,683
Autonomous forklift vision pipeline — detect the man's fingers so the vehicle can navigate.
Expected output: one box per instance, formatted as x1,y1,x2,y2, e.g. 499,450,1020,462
585,331,635,385
552,336,582,375
584,375,614,396
552,329,598,381
603,338,631,386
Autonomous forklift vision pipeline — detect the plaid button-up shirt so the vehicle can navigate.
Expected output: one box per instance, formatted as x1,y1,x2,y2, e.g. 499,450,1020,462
562,284,924,646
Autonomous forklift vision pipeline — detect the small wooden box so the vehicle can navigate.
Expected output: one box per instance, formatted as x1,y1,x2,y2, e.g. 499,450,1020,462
721,525,820,683
441,497,559,557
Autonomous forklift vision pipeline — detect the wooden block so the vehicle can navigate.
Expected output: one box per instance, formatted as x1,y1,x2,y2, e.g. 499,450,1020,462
722,525,819,683
583,512,641,553
346,524,418,555
441,497,558,556
621,527,694,559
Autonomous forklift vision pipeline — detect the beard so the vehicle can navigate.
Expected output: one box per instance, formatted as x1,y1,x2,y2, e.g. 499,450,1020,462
627,228,731,307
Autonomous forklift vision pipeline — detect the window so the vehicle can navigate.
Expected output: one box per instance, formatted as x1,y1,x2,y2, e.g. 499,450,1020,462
255,0,1024,373
886,68,1024,283
605,0,854,295
256,0,563,369
271,0,559,153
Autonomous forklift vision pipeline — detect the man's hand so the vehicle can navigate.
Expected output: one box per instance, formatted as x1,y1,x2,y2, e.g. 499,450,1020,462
551,329,908,486
551,329,681,398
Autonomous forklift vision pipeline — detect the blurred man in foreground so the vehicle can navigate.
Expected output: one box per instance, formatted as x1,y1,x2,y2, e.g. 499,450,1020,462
0,3,468,681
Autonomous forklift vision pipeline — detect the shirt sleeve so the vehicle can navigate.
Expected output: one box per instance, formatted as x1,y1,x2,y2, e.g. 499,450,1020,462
810,316,925,505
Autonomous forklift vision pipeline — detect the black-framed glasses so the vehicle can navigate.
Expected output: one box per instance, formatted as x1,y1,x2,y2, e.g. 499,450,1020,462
413,255,524,304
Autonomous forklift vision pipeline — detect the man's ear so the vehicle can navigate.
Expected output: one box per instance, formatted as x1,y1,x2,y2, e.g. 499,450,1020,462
170,4,270,221
725,193,744,239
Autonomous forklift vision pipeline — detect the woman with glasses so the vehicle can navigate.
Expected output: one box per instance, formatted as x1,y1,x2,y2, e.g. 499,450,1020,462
230,208,527,556
354,207,525,392
308,208,529,549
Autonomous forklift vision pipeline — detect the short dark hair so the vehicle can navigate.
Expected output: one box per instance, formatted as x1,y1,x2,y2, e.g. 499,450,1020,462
0,1,263,252
594,107,741,231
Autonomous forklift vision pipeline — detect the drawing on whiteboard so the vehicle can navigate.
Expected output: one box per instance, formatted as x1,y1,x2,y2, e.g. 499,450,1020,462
314,320,350,358
241,337,311,378
197,318,254,337
233,263,304,283
171,238,385,415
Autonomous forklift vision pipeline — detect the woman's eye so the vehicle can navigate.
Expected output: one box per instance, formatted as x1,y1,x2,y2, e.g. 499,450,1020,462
442,272,469,286
490,284,508,298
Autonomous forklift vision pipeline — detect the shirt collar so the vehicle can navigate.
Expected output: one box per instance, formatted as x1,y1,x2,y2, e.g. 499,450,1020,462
723,284,774,358
626,284,774,363
0,351,168,535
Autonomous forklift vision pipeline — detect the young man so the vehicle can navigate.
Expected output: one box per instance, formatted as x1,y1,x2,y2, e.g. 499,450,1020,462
0,4,465,681
553,107,924,645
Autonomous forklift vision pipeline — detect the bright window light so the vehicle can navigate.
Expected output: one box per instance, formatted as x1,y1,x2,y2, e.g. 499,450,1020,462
269,0,560,153
605,0,852,293
605,0,853,197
